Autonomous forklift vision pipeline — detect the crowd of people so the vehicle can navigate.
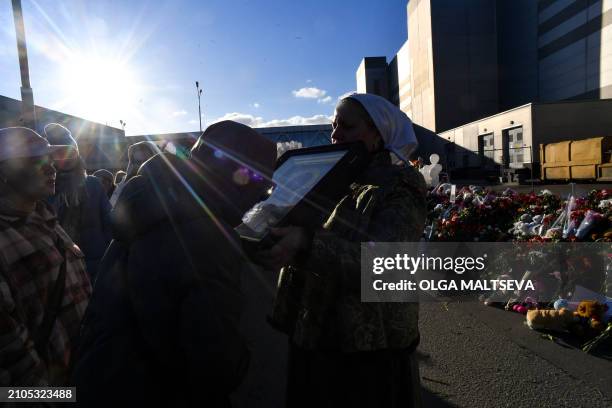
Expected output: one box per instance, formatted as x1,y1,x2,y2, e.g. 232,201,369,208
0,93,427,407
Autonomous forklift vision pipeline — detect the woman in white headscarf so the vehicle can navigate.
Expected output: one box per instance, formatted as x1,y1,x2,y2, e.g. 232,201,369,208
260,93,427,407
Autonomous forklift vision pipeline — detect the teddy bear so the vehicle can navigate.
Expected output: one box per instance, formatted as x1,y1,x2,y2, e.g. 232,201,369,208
574,300,609,332
525,301,609,335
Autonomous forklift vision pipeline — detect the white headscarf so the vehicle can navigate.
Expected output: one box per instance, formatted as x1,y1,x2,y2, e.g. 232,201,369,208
343,92,418,163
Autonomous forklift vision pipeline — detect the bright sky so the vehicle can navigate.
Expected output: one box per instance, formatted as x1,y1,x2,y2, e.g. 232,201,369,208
0,0,407,135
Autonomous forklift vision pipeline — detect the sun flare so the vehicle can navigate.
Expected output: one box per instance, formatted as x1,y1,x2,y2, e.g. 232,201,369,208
59,54,141,126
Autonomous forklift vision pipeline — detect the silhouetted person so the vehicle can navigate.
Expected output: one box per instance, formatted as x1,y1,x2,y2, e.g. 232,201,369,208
44,123,111,282
73,121,276,407
109,141,158,207
92,169,115,198
0,127,91,386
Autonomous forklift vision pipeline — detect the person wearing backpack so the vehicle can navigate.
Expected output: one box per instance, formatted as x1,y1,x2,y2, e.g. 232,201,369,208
72,121,276,406
0,127,92,386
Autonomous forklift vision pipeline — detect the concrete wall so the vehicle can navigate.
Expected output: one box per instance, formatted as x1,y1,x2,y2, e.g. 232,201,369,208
430,0,499,133
398,0,612,138
497,0,539,111
408,0,437,131
355,57,389,99
438,99,612,170
538,0,612,100
397,40,412,117
388,56,400,106
439,104,534,168
413,123,446,158
356,60,367,94
532,99,612,149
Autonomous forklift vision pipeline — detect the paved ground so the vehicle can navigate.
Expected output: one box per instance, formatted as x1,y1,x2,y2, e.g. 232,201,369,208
232,268,612,408
419,299,612,408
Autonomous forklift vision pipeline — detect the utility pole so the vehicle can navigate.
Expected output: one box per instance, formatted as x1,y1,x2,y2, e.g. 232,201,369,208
12,0,36,129
195,81,203,132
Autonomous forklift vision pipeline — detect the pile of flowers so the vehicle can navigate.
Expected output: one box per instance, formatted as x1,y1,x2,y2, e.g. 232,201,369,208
425,186,612,355
425,185,612,243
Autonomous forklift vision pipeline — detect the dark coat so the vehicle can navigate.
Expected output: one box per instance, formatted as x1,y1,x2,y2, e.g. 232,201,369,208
50,175,112,281
72,154,250,407
78,176,112,280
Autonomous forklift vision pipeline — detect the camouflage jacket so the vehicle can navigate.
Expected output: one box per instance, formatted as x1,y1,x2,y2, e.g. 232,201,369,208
270,151,427,352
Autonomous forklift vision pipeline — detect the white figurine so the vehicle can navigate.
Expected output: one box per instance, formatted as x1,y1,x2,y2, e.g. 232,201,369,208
419,153,443,187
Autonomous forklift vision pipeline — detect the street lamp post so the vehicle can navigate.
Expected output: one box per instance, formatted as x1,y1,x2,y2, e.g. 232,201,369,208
195,81,203,132
11,0,36,129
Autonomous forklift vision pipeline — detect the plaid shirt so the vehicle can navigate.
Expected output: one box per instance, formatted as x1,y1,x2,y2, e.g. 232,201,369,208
0,201,91,386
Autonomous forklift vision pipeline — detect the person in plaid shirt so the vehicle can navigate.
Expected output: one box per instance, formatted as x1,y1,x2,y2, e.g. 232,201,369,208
0,127,92,386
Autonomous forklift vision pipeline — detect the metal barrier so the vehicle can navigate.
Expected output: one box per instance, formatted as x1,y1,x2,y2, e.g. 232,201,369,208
435,145,536,190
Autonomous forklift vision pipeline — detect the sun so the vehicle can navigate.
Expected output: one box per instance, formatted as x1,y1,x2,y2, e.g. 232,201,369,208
59,54,141,126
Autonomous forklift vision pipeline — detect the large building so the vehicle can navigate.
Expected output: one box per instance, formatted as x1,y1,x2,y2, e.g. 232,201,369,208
356,57,390,97
387,40,412,116
356,0,612,178
356,43,412,117
359,0,501,133
537,0,612,101
359,0,612,133
408,0,500,133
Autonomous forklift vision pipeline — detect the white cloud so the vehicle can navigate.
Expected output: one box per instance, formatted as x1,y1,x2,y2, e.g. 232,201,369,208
318,96,333,104
209,112,332,128
292,87,327,99
188,119,199,124
172,110,188,117
252,102,260,109
306,79,313,83
261,114,332,127
211,112,264,128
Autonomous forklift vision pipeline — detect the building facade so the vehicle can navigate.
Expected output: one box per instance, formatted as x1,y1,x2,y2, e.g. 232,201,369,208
356,57,390,98
354,0,612,179
538,0,612,101
439,99,612,175
358,0,612,133
396,40,412,117
361,0,501,133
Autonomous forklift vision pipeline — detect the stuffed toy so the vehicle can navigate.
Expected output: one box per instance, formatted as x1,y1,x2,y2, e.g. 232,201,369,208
575,300,609,331
526,308,576,332
525,301,609,334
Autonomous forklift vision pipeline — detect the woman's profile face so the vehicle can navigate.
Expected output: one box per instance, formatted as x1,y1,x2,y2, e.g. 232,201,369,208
331,99,381,152
1,155,57,200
